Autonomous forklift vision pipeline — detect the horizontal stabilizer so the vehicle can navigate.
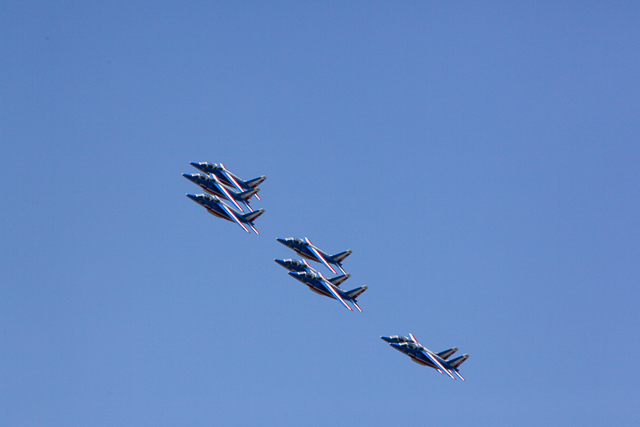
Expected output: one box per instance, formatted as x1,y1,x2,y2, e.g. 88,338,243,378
437,347,458,360
332,250,352,263
346,285,368,299
242,209,265,223
329,274,350,287
246,176,267,188
239,187,260,201
447,354,469,368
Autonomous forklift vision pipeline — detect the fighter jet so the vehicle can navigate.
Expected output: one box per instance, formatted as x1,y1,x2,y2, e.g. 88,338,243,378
182,172,259,212
276,237,351,275
286,268,367,312
186,193,264,234
381,334,469,380
190,162,266,200
274,258,313,273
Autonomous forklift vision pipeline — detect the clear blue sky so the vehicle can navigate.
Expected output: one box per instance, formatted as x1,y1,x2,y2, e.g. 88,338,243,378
2,2,639,426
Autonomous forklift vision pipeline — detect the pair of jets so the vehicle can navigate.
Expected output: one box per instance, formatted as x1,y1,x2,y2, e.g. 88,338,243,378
381,334,469,381
275,237,367,312
184,162,266,234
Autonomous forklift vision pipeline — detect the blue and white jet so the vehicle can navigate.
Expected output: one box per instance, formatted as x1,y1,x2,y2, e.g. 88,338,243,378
190,162,266,200
182,172,259,212
274,258,313,273
381,334,469,380
276,237,351,275
279,261,367,312
186,193,264,234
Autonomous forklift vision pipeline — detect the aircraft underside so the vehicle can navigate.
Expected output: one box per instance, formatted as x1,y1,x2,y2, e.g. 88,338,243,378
206,207,233,222
308,285,334,299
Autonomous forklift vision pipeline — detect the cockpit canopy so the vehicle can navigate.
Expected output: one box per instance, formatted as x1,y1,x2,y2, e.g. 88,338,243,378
406,343,424,350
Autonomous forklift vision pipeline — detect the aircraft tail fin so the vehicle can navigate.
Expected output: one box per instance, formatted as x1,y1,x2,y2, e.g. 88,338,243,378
447,354,469,368
437,347,458,360
332,250,352,263
246,175,267,188
242,209,265,223
239,187,260,201
346,285,368,299
328,273,350,287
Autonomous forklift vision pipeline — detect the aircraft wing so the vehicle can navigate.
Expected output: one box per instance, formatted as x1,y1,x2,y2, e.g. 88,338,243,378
218,201,250,233
219,163,245,192
452,370,465,381
210,173,245,212
248,223,260,235
304,237,338,274
318,277,352,311
423,351,456,380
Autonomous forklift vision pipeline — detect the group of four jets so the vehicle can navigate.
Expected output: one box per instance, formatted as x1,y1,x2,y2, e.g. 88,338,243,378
183,162,469,380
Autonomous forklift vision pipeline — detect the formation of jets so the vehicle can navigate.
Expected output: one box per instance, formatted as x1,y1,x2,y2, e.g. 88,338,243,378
183,172,260,212
183,162,266,234
381,334,469,381
190,162,266,199
183,161,469,380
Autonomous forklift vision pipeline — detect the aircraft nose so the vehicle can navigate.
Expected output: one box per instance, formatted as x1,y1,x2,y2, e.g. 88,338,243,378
190,162,203,170
182,173,195,182
274,259,287,268
380,336,393,343
186,193,198,202
276,238,287,246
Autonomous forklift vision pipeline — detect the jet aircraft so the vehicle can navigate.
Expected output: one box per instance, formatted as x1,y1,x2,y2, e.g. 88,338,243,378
274,258,313,273
381,334,468,380
276,237,351,275
182,172,259,212
186,193,264,234
285,267,367,312
190,162,266,200
274,257,352,286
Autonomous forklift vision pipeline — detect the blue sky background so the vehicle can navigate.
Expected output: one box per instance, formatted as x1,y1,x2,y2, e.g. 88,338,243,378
2,1,639,426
